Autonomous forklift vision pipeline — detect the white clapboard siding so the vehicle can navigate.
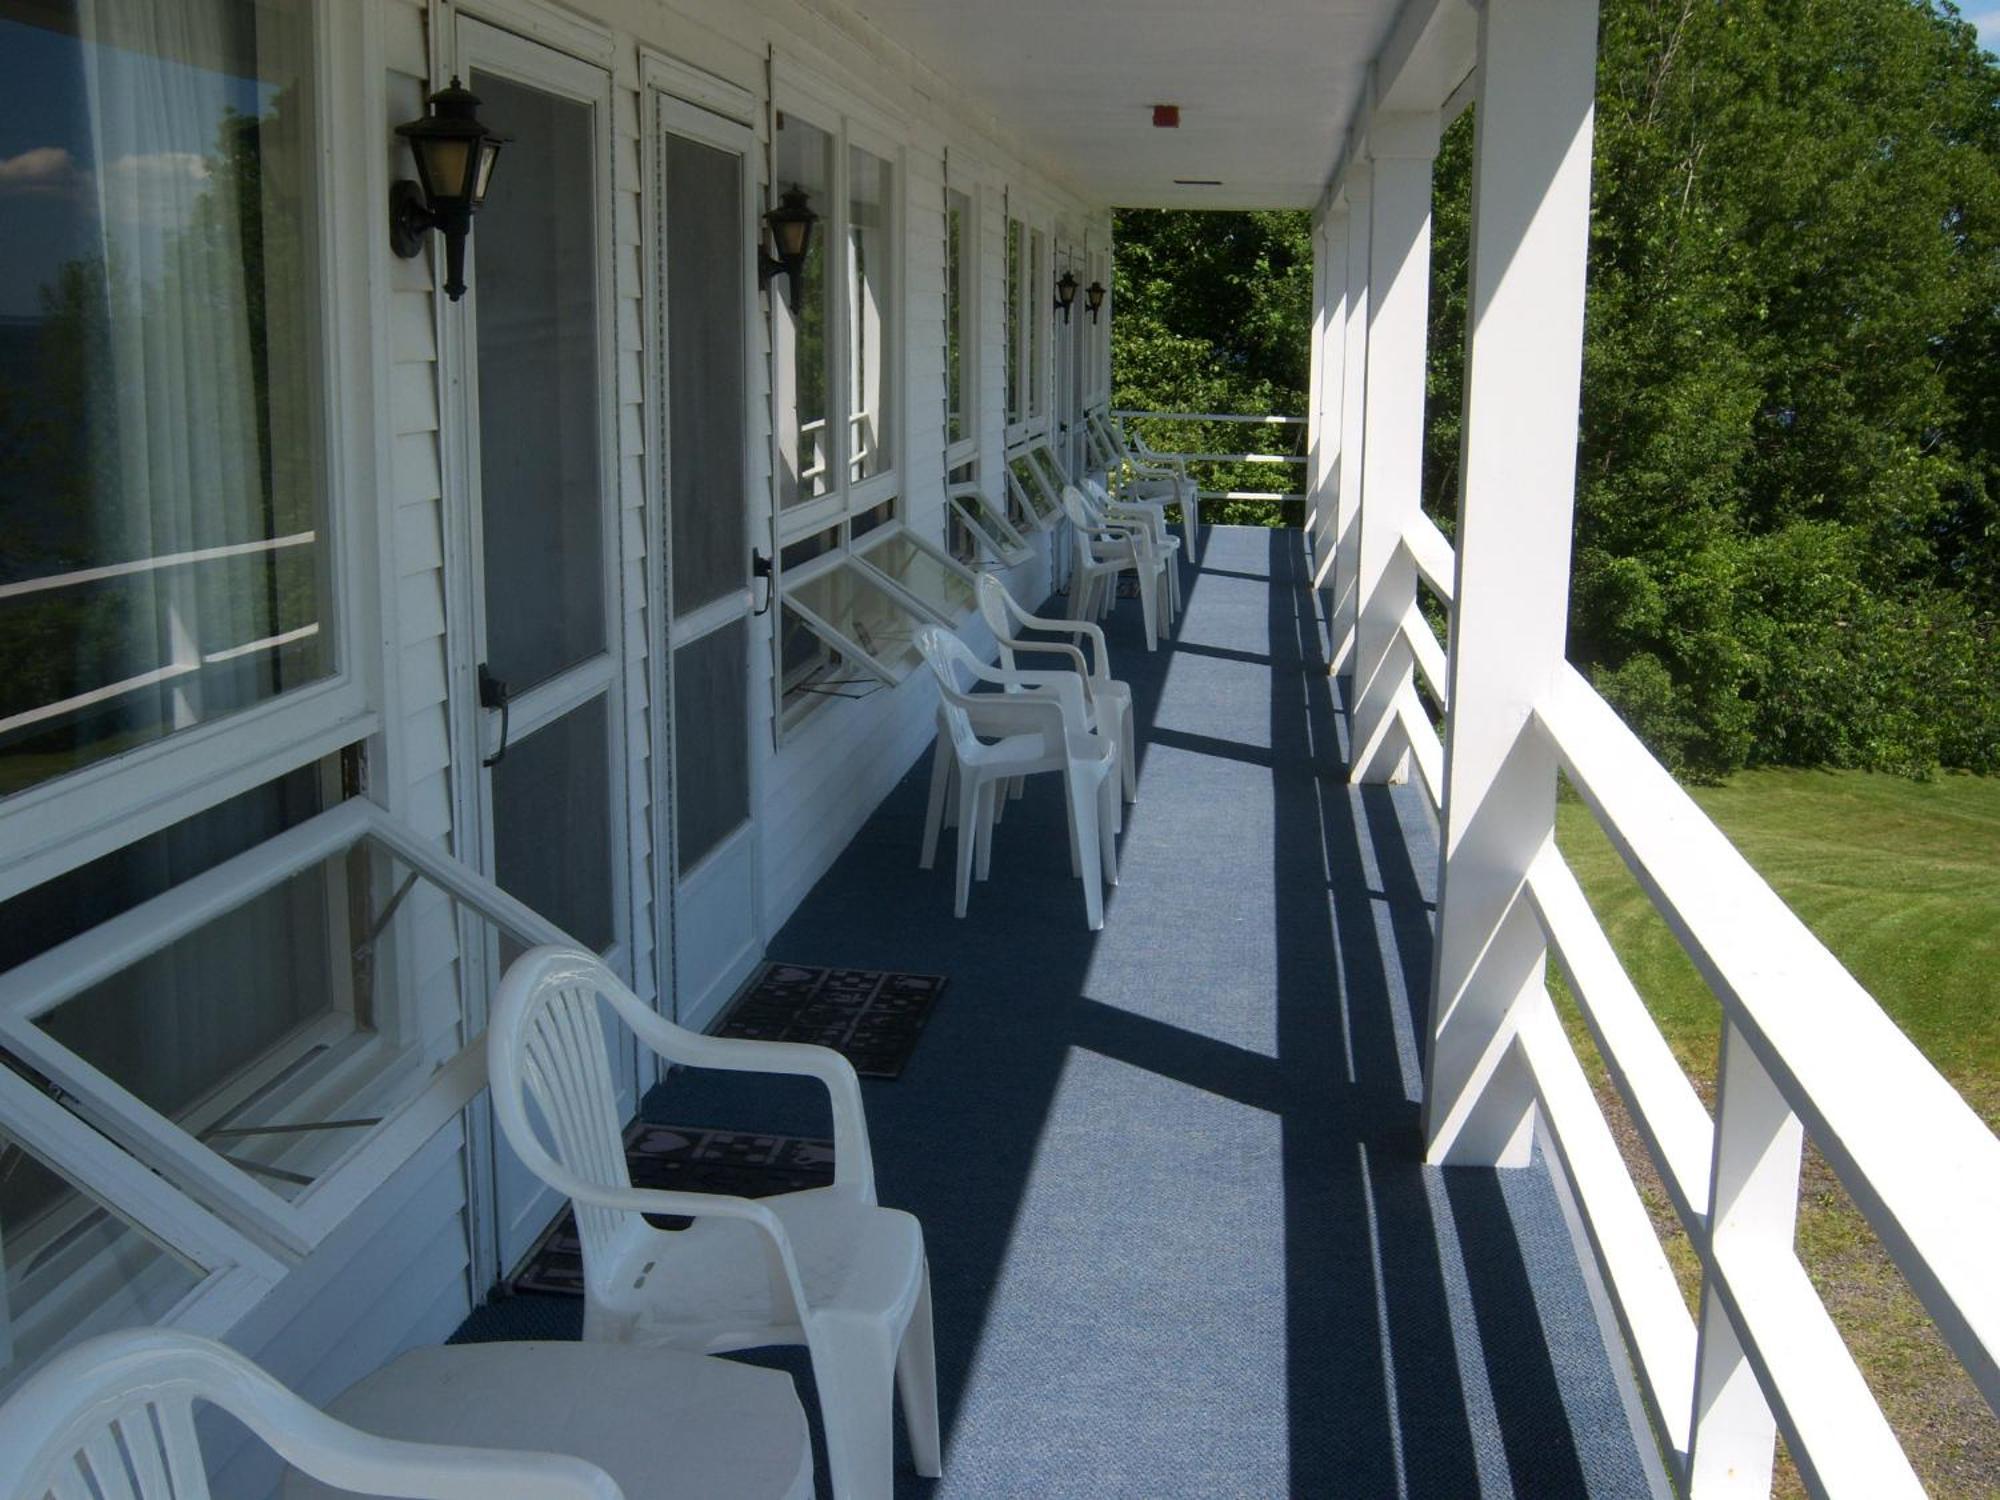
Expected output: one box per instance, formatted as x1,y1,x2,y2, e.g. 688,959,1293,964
611,62,657,1004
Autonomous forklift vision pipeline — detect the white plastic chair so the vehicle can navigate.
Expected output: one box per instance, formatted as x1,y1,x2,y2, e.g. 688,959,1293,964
1059,486,1162,651
915,626,1120,930
1089,410,1200,545
1077,479,1182,623
975,571,1136,806
487,946,940,1500
0,1329,620,1500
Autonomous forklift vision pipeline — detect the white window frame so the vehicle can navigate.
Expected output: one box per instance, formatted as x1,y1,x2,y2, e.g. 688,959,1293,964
781,525,978,691
770,69,904,545
943,173,979,473
0,800,580,1261
0,4,382,905
0,1064,283,1395
768,66,915,737
1004,196,1055,449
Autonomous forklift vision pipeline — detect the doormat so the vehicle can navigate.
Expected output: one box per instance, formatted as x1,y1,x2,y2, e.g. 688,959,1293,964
718,962,948,1079
509,1121,834,1298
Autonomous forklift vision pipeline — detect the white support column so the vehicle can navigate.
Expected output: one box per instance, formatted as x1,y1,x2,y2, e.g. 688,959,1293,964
1330,175,1371,675
1422,0,1601,1167
1686,1024,1805,1497
1306,210,1330,572
1308,206,1350,587
1347,114,1438,783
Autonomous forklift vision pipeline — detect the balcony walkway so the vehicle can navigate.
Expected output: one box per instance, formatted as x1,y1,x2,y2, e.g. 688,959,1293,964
456,526,1656,1498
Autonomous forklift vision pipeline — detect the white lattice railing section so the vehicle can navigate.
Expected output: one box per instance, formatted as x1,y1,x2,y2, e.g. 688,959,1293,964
1397,521,1999,1495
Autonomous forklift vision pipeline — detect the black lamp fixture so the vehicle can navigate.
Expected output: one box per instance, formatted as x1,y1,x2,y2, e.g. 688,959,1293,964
1055,268,1080,323
759,185,819,313
390,77,506,301
1085,281,1107,324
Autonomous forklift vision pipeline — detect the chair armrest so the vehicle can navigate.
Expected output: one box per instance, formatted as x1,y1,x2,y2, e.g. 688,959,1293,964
946,675,1081,750
622,1012,876,1203
212,1348,626,1500
996,635,1093,693
566,1181,815,1315
276,1419,624,1500
1014,615,1111,679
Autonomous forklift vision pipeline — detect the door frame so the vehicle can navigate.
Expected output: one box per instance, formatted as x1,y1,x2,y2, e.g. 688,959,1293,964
641,65,767,1041
438,7,634,1290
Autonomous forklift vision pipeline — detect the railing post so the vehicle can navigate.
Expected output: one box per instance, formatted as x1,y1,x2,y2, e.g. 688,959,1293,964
1330,175,1371,676
1347,115,1438,784
1307,204,1349,587
1686,1024,1804,1497
1422,0,1600,1166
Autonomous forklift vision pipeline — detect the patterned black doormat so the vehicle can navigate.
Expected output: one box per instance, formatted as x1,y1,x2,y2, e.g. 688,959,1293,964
509,1121,834,1297
716,963,947,1080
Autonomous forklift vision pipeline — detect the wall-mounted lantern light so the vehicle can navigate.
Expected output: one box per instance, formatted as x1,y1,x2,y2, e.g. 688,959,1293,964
1055,269,1080,324
1085,281,1107,324
390,77,506,302
759,185,819,313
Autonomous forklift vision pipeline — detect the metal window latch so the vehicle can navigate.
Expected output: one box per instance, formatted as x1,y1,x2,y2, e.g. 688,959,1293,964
477,662,512,767
751,550,774,617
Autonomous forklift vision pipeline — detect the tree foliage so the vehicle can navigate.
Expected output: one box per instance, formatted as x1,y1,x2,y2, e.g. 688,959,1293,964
1110,211,1315,524
1116,0,2000,777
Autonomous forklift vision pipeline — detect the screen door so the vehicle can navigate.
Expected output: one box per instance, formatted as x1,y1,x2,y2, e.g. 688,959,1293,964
653,93,761,1030
455,16,635,1276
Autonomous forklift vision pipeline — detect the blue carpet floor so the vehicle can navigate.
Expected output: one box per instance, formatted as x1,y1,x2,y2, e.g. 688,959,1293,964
453,526,1654,1498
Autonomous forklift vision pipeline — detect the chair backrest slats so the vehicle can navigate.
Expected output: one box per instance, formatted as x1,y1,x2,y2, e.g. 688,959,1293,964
517,983,632,1274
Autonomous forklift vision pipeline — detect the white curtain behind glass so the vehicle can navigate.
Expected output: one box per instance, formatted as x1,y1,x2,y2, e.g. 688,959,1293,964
78,0,312,732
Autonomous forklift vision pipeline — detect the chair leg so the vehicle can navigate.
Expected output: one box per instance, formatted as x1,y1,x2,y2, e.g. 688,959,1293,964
1097,769,1120,887
920,735,952,870
1064,769,1105,931
1121,703,1137,802
974,779,996,882
897,1262,943,1479
1137,564,1159,652
953,771,980,918
808,1322,899,1500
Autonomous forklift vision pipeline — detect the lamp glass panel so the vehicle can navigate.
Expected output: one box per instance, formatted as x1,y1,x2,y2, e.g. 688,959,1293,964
473,139,500,205
421,138,472,203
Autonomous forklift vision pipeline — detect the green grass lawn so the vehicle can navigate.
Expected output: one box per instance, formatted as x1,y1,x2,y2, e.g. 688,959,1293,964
1552,767,2000,1497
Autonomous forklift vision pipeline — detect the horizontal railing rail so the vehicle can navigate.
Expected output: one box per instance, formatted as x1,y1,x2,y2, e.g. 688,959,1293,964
1365,512,1998,1493
1110,409,1308,505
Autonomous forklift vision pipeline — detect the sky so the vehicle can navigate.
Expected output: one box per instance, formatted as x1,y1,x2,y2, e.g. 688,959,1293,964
1974,8,2000,53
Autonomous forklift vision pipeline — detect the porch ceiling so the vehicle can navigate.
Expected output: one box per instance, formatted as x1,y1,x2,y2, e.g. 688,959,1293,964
849,0,1407,210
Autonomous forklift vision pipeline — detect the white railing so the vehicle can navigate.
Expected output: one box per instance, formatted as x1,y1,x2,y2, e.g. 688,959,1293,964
1110,409,1307,505
1394,522,2000,1494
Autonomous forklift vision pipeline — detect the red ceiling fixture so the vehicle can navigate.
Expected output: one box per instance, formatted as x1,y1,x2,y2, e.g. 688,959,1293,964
1151,104,1180,128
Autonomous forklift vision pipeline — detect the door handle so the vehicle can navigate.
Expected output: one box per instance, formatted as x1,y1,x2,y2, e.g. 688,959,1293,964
751,550,774,617
477,662,512,768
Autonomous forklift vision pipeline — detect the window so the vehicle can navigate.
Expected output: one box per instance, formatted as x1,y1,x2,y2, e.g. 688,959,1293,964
771,81,913,734
947,472,1032,570
782,527,978,702
775,113,835,508
0,788,590,1390
848,144,893,483
1027,226,1047,422
0,791,584,1292
0,1,332,803
945,188,974,453
1007,446,1062,531
1005,215,1023,425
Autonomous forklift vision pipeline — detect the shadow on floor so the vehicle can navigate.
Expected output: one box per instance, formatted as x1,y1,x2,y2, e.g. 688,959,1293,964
454,526,1650,1498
